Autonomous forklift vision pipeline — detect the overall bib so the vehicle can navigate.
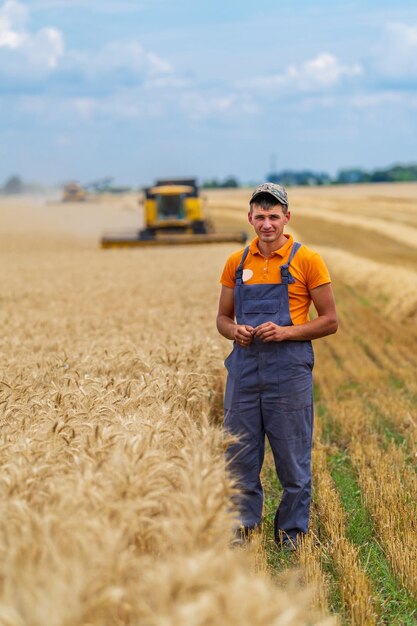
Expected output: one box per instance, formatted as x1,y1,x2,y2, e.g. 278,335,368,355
224,242,314,541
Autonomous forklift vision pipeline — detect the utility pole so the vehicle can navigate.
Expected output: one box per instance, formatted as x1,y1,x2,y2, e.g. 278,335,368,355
267,153,280,183
270,153,277,175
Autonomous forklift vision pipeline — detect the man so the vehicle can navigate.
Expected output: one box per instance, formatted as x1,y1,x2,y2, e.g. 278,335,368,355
216,183,338,549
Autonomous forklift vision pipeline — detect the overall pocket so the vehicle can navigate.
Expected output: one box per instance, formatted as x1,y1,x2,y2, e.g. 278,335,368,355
241,299,280,315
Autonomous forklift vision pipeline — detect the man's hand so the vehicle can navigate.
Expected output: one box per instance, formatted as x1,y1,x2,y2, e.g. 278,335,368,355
234,324,255,346
217,286,255,344
253,322,288,342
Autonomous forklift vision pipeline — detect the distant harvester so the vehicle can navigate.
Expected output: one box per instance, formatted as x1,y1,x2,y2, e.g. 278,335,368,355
100,178,247,248
62,182,87,203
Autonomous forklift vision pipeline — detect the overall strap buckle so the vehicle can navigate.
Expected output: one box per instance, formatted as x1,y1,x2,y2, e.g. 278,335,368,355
280,265,295,284
280,242,302,284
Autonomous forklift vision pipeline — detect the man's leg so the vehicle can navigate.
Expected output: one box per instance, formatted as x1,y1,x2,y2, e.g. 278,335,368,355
224,347,265,529
224,401,265,530
263,402,313,543
261,342,314,544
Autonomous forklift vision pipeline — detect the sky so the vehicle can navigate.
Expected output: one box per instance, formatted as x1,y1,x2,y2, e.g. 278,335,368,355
1,0,417,186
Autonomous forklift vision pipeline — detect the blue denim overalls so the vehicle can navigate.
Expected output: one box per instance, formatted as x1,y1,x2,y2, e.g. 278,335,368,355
224,242,314,542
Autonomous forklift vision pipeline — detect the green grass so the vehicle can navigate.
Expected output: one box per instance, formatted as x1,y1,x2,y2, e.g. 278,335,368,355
336,379,360,400
315,388,417,623
364,397,409,450
353,335,384,369
329,450,417,625
388,374,405,390
261,388,417,624
320,377,412,455
317,542,348,624
262,454,347,622
316,400,343,446
343,284,375,310
261,461,296,575
376,417,407,448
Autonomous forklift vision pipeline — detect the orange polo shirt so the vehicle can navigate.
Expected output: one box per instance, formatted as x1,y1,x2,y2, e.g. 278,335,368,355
220,234,331,325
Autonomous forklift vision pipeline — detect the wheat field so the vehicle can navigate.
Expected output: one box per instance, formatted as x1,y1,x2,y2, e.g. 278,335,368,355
0,184,416,625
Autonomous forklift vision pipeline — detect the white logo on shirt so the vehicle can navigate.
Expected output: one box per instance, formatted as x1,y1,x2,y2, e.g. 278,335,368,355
242,269,254,282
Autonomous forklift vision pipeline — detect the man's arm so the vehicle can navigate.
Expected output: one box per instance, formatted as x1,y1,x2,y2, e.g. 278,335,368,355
253,283,338,342
216,285,254,346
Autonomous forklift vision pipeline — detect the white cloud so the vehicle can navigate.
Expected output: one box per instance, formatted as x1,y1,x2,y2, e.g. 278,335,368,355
301,53,362,87
64,40,174,90
0,0,28,48
26,26,64,69
0,23,24,47
0,0,64,71
15,85,174,123
72,97,97,119
146,52,172,76
14,85,257,125
289,90,417,114
179,92,258,119
148,76,187,89
242,52,362,92
374,22,417,78
350,91,417,109
0,0,174,87
350,92,403,108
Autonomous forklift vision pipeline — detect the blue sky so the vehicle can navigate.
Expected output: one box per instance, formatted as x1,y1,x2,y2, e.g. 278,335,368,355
1,0,417,185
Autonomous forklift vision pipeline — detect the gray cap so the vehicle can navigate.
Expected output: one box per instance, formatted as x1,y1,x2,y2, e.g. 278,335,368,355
250,182,288,207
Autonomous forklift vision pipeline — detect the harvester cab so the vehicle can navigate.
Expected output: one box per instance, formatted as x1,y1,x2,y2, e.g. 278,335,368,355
140,178,208,238
101,178,247,248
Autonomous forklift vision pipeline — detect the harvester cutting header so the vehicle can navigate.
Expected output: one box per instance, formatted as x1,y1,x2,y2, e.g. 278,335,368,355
101,178,247,248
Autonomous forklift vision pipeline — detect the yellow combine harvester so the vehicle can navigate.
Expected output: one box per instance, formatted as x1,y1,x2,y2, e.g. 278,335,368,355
62,181,87,202
101,178,247,248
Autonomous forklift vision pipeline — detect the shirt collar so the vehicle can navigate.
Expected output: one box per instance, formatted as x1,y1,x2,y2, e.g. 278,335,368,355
249,233,294,258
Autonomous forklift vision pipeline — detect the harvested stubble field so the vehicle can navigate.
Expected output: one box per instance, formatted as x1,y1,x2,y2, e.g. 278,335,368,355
0,184,416,626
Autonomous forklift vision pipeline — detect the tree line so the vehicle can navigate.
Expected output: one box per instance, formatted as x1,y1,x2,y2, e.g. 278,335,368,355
201,163,417,188
334,163,417,184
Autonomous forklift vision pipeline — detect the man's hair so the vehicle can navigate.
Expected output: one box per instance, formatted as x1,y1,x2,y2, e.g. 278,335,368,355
249,192,288,214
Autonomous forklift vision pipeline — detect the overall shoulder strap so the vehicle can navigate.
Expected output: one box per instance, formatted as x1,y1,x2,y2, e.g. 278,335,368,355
235,246,250,285
288,241,302,264
280,242,302,285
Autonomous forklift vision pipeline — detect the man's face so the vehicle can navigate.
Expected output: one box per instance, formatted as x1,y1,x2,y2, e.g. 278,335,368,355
248,203,290,245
